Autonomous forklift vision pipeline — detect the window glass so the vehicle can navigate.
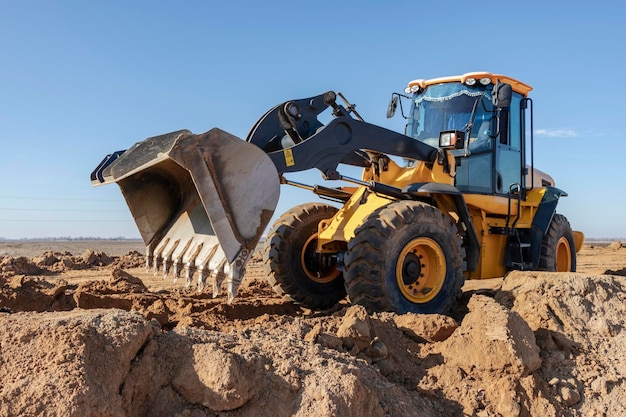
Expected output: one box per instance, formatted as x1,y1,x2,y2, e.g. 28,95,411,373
508,93,522,150
406,83,492,148
495,93,524,194
455,153,493,194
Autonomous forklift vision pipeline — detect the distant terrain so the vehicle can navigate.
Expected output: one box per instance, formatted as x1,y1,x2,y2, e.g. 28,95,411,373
0,239,145,258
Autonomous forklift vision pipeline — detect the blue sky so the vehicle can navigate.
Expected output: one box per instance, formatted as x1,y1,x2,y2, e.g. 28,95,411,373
1,1,623,239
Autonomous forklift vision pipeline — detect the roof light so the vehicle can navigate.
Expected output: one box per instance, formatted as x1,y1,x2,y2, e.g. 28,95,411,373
404,85,421,94
479,77,492,85
464,78,477,86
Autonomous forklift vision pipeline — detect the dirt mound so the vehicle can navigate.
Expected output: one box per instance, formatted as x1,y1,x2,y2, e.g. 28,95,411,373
110,250,146,269
0,250,144,277
0,274,73,312
1,247,625,416
606,241,624,250
496,271,626,416
1,256,43,275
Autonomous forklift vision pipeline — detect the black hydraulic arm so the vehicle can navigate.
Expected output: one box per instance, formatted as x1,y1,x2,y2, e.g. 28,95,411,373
246,92,439,179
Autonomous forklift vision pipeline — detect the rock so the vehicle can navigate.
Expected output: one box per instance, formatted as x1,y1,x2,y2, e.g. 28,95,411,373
366,337,388,362
393,313,459,342
304,323,345,351
172,343,256,411
81,249,113,266
8,274,26,289
336,305,372,352
590,376,608,395
317,332,344,351
559,385,581,406
304,323,321,343
109,268,147,291
144,299,171,327
438,295,541,377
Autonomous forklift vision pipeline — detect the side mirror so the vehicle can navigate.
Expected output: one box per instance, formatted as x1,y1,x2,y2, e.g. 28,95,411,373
492,81,512,108
387,95,399,118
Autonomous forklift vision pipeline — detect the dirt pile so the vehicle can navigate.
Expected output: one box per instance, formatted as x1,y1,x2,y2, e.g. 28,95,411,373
0,247,625,416
0,249,132,275
497,271,626,416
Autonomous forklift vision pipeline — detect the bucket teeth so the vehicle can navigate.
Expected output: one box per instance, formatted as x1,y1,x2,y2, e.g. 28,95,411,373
163,259,172,278
184,264,194,288
146,246,153,272
212,270,224,298
197,266,208,291
225,249,251,303
145,220,233,295
145,245,245,296
173,259,183,282
153,256,163,276
162,239,180,280
183,243,204,288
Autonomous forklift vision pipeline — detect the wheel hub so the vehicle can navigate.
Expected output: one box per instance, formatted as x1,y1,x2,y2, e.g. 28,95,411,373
555,236,572,272
401,253,421,286
396,237,446,303
301,233,340,284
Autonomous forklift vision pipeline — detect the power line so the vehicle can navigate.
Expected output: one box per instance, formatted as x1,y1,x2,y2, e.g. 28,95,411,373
0,219,133,222
0,196,122,202
0,208,128,212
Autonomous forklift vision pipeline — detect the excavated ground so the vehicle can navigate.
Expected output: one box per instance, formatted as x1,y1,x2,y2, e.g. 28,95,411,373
0,242,625,417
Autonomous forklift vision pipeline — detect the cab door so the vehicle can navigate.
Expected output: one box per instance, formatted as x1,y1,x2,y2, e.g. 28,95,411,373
454,92,526,196
495,92,525,194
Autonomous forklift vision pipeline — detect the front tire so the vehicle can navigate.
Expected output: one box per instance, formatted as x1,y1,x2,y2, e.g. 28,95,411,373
538,213,576,272
263,203,346,309
343,201,465,315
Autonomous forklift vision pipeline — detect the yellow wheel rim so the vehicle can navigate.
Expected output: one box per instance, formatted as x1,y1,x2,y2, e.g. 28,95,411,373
301,233,340,284
555,237,572,272
396,237,446,303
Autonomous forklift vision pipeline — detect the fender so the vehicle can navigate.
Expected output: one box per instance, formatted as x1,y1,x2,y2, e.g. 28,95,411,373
529,186,567,267
404,182,480,272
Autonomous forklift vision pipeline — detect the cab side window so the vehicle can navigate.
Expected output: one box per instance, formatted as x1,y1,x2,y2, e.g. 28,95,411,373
495,93,524,194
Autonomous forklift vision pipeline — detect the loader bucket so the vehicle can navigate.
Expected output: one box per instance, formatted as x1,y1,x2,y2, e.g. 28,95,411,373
91,128,280,301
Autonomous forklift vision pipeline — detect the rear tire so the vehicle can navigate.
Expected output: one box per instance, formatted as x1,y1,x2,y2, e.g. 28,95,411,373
538,213,576,272
263,203,346,309
343,201,465,315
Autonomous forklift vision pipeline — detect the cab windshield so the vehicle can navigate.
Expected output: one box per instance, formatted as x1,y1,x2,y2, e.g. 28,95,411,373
406,83,494,152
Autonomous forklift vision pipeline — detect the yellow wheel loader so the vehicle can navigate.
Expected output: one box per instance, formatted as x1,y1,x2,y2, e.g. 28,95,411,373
91,71,584,315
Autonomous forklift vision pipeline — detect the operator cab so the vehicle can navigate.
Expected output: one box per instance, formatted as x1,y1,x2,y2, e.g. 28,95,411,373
393,72,533,197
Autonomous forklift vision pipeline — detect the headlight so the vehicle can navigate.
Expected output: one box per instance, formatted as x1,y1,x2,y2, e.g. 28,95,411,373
479,77,492,85
464,78,477,86
439,130,465,149
439,131,456,147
